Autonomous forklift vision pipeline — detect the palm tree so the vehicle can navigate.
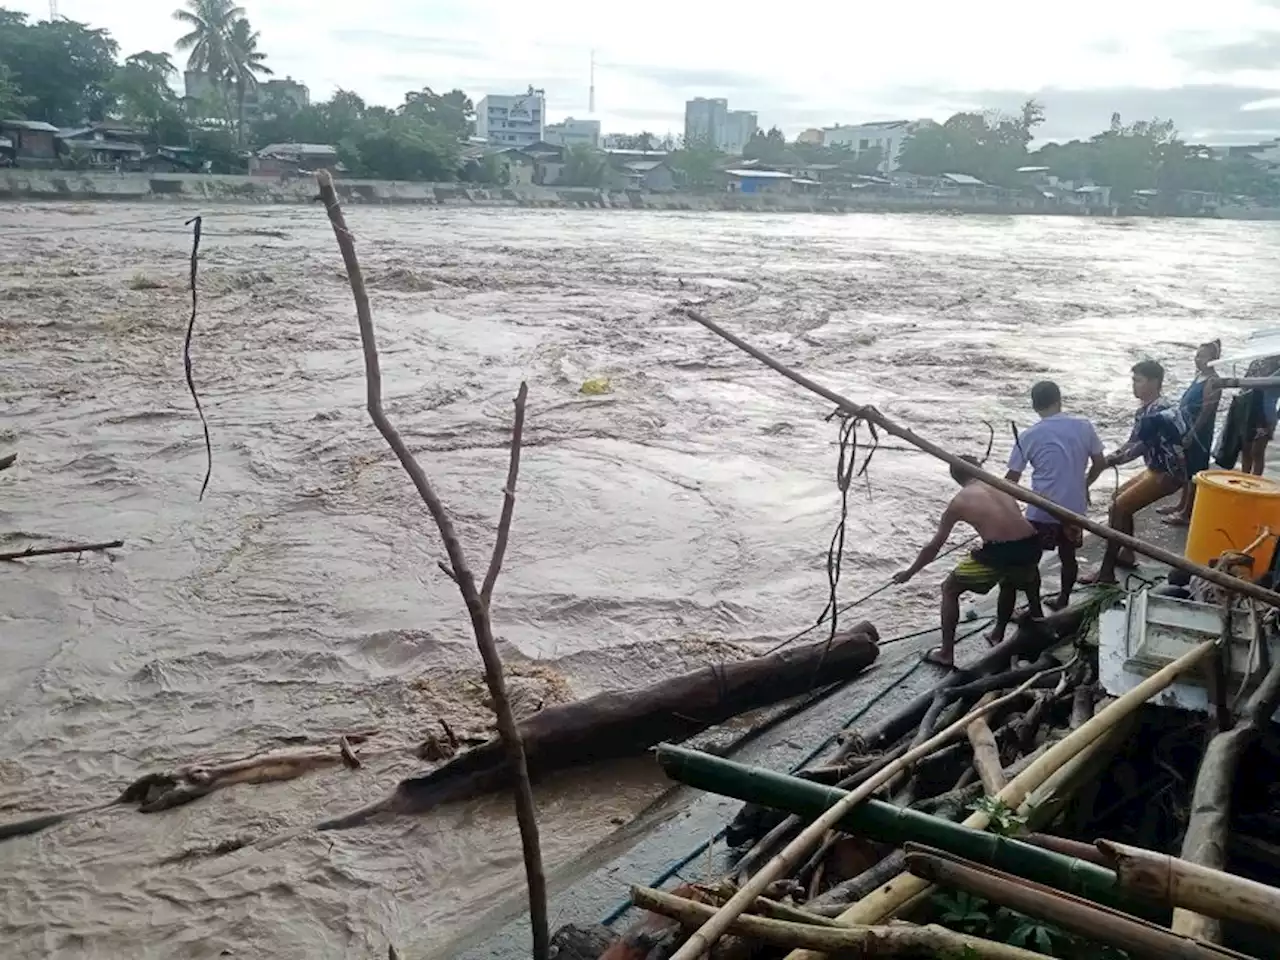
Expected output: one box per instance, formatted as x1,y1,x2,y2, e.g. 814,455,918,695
173,0,243,122
227,17,271,145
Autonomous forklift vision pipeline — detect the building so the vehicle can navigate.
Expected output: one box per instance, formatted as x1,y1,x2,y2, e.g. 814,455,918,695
0,119,59,163
722,110,758,156
261,76,310,111
476,88,546,148
252,142,340,176
796,128,824,145
58,123,147,167
725,168,795,194
684,97,727,149
545,117,600,149
823,120,916,172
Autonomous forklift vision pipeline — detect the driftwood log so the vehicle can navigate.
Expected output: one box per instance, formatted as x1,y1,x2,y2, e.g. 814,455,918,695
1173,656,1280,941
317,626,879,829
0,539,124,561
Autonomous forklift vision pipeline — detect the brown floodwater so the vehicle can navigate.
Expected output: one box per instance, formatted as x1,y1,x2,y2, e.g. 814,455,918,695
1,203,1278,958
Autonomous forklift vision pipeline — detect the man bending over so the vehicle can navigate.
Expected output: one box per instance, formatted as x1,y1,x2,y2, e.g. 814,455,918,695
894,455,1044,668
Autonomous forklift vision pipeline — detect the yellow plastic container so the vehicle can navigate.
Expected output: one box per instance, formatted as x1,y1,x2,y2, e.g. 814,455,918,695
1186,470,1280,572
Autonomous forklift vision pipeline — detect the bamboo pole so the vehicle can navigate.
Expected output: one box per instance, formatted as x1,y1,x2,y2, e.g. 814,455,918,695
632,885,1056,960
1102,840,1280,935
316,171,549,959
782,640,1217,960
905,846,1252,960
1216,377,1280,389
1172,656,1280,941
0,540,123,561
663,665,1064,960
678,308,1280,609
966,694,1006,796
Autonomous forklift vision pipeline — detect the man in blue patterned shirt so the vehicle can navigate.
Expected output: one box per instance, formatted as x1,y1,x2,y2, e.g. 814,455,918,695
1083,360,1188,585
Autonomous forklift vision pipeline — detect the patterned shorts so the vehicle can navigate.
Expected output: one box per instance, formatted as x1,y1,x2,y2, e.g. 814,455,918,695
1032,521,1083,551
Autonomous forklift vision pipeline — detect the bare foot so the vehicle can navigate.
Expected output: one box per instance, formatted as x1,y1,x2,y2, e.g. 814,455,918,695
1079,571,1118,586
1114,553,1138,570
1156,503,1182,516
984,631,1006,647
1044,596,1069,611
923,647,955,668
1161,515,1190,528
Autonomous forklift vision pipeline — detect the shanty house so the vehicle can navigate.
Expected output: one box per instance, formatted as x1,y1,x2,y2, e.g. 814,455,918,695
0,119,59,163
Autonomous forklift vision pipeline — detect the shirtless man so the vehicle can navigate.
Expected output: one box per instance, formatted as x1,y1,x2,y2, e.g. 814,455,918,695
894,455,1044,667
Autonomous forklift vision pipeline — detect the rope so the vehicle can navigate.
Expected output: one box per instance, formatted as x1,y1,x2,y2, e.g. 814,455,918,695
183,215,212,501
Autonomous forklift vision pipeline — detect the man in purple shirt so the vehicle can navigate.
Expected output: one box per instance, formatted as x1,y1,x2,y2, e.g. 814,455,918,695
1006,381,1107,609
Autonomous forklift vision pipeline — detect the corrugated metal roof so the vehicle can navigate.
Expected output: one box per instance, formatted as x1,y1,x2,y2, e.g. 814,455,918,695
1,119,59,132
725,169,793,179
65,139,143,153
942,172,985,186
258,142,337,157
0,136,11,150
624,160,664,172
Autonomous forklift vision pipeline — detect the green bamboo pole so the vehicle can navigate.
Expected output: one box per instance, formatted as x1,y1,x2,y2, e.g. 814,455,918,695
656,744,1154,917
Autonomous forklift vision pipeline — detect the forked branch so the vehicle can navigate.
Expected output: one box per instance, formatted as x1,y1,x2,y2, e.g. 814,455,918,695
315,170,549,959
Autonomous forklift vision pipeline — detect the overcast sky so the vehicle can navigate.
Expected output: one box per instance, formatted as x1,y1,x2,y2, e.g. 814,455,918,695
16,0,1280,143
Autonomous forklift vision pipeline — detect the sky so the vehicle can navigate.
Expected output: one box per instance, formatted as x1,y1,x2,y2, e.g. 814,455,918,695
16,0,1280,144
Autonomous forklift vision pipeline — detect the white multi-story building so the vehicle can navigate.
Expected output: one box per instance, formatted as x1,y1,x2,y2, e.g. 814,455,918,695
545,117,601,149
684,98,758,155
823,120,916,172
476,88,547,148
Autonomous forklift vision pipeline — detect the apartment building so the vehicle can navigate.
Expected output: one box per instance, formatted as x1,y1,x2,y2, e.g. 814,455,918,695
476,87,547,148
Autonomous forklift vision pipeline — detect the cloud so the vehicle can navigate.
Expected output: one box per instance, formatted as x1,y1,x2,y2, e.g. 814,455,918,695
1175,32,1280,71
943,83,1280,143
335,29,484,60
602,63,767,95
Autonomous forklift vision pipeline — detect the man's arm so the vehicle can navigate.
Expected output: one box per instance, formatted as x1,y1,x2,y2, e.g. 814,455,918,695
1107,412,1145,468
893,504,960,583
1186,379,1222,442
1086,452,1108,487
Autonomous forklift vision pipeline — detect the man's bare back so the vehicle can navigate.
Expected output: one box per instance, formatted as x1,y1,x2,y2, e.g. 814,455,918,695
949,483,1036,544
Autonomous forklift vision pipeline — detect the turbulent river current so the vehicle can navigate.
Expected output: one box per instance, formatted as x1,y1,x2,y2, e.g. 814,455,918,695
1,203,1278,958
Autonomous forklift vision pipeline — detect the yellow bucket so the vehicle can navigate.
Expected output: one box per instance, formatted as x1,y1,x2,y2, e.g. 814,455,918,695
1186,470,1280,572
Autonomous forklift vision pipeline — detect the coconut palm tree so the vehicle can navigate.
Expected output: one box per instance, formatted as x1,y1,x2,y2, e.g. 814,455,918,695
173,0,243,122
227,17,271,145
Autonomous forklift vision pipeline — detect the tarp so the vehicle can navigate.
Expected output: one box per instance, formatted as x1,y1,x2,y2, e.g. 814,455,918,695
1218,328,1280,369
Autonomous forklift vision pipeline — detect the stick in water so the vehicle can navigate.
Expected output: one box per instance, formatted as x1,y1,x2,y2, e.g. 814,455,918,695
0,540,124,561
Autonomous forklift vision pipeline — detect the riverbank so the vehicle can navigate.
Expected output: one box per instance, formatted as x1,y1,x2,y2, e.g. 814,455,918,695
5,169,1280,218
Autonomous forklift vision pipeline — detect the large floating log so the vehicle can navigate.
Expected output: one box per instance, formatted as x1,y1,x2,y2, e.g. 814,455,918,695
317,626,879,828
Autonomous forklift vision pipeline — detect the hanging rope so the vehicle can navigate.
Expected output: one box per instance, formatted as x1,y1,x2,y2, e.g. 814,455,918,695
183,215,212,501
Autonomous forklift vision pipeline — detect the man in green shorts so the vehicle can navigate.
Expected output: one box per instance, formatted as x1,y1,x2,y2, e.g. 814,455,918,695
894,456,1044,667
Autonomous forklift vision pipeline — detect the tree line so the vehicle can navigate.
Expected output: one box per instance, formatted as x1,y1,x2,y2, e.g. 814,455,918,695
2,6,1276,198
0,2,490,181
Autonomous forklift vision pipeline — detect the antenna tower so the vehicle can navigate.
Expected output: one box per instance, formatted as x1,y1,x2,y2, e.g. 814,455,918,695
589,50,596,114
49,0,57,17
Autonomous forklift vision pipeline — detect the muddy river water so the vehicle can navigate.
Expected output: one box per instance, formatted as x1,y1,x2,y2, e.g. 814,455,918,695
1,204,1279,958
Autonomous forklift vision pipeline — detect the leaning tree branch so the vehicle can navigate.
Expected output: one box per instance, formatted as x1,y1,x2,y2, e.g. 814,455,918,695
315,170,548,960
676,307,1280,609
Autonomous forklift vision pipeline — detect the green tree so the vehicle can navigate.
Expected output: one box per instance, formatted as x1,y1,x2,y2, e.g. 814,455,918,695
174,0,242,122
611,132,656,150
0,62,29,119
227,17,271,144
898,100,1043,185
400,87,474,138
560,143,605,186
852,145,885,175
111,51,189,144
743,125,789,163
670,140,722,191
0,11,119,124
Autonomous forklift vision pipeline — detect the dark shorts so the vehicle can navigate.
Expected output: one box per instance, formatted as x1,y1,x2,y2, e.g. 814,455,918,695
1032,520,1083,551
950,534,1042,595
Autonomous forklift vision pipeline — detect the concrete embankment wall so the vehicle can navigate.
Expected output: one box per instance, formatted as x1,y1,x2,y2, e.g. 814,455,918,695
0,169,1081,215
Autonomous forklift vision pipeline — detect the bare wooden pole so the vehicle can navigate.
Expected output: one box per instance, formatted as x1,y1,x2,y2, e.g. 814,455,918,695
1216,376,1280,389
677,307,1280,609
966,695,1006,796
315,170,549,959
0,539,123,561
0,453,16,472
